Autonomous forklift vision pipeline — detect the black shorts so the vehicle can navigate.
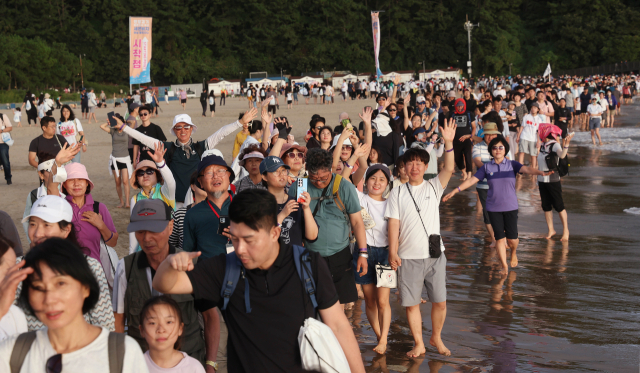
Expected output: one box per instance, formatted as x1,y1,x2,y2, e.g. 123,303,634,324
81,104,89,113
487,210,518,240
575,110,582,115
128,148,134,162
623,94,631,99
322,246,357,304
110,161,128,171
476,188,491,225
539,181,565,212
180,99,187,104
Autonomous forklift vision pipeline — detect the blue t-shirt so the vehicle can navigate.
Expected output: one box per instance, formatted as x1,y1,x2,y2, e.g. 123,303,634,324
183,195,232,259
473,160,523,212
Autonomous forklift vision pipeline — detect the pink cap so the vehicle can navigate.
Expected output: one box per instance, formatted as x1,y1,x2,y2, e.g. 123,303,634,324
64,162,95,192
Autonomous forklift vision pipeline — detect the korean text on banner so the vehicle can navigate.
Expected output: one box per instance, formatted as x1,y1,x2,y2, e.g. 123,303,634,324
130,17,153,85
371,12,382,79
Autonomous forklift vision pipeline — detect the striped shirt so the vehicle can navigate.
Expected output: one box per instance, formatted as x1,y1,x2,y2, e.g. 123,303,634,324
169,205,191,250
472,142,491,189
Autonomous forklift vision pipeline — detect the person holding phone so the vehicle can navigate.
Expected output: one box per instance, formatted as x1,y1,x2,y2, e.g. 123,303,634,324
57,105,86,163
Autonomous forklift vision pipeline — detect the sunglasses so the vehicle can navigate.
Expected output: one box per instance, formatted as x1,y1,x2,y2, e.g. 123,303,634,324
287,152,305,159
388,109,397,112
342,145,352,151
136,169,156,177
140,112,149,117
492,146,505,151
174,125,192,131
47,354,62,373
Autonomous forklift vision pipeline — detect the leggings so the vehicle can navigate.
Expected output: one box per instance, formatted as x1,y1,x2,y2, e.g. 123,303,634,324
200,101,207,116
453,138,473,172
220,96,225,105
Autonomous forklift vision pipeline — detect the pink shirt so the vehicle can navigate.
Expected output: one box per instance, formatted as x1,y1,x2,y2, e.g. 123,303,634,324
66,194,117,261
179,91,187,99
144,351,206,373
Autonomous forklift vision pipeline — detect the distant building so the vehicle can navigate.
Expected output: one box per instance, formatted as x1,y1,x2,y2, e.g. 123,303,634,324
419,68,461,81
380,70,415,83
209,79,241,96
332,73,357,88
290,75,323,85
245,77,287,88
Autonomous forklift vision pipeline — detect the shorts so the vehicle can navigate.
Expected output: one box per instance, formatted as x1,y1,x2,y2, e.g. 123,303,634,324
81,104,88,113
567,107,574,113
89,106,96,113
623,94,631,99
397,255,447,306
476,187,491,224
487,210,518,240
287,100,292,104
589,117,601,130
110,161,128,171
575,110,582,115
325,96,332,102
609,105,616,113
180,99,187,104
539,181,565,212
519,139,537,155
323,246,357,304
352,245,389,285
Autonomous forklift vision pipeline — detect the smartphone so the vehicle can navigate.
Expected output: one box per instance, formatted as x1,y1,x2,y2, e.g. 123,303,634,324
341,119,351,128
217,216,231,235
296,178,308,204
79,135,84,144
107,111,117,127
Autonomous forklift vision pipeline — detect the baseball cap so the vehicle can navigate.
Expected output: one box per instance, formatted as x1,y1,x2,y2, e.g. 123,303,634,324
365,164,391,182
22,195,73,223
331,135,352,149
413,127,427,135
171,114,198,136
128,103,141,112
447,91,456,98
501,101,508,109
197,155,235,182
482,123,501,136
260,156,291,174
417,96,426,104
127,199,173,233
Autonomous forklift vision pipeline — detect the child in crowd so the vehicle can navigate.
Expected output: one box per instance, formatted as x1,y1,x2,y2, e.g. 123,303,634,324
140,296,205,373
12,108,21,127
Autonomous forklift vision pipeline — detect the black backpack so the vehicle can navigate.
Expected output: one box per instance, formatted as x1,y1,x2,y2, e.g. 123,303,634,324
542,141,570,177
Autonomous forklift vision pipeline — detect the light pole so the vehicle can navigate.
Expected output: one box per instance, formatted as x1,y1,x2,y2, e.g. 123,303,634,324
509,63,512,76
79,54,86,89
418,61,425,81
464,15,479,78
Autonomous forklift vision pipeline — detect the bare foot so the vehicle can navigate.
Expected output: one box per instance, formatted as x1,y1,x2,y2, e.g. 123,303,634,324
125,204,130,208
499,265,509,276
373,341,387,354
490,240,497,248
406,343,426,358
344,302,353,310
545,230,556,239
116,202,124,208
510,254,518,268
561,233,569,242
429,336,451,356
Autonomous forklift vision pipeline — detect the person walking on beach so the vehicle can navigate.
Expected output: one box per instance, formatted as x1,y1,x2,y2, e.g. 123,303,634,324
180,89,188,110
385,119,457,357
587,96,604,145
0,113,13,185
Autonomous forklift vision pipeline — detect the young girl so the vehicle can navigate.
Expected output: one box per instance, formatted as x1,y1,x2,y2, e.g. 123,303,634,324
12,108,21,127
140,296,205,373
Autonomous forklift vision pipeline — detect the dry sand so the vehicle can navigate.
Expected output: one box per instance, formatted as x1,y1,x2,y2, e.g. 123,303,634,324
0,95,376,257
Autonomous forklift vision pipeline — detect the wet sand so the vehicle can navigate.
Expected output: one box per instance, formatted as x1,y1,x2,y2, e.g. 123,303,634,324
2,96,639,372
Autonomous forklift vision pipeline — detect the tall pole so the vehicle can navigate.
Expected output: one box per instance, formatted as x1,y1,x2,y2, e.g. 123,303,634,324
464,15,479,78
79,54,84,88
423,60,425,81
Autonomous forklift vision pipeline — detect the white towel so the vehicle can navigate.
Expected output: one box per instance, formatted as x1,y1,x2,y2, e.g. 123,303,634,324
108,155,133,178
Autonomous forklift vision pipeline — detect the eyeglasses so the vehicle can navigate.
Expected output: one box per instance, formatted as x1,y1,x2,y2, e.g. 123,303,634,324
492,146,505,151
287,152,305,159
174,125,192,131
309,175,331,183
272,168,289,176
47,354,62,373
136,169,156,177
200,169,229,179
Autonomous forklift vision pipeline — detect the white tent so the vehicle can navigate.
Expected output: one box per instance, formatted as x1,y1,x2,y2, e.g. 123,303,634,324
291,76,323,85
419,68,461,81
332,74,357,88
208,80,241,95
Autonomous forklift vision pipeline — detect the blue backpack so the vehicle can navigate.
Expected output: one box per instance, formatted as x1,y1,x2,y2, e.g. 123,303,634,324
220,245,318,313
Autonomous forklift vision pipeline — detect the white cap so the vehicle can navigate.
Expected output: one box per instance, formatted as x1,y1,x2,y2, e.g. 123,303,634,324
170,114,198,136
201,149,224,160
331,134,352,149
416,96,426,103
37,159,55,173
22,195,73,223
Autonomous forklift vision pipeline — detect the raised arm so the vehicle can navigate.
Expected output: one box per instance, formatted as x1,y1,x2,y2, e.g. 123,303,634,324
260,105,273,152
269,137,287,157
331,130,351,173
346,143,371,185
206,107,257,150
390,76,400,103
437,118,457,188
99,122,112,134
358,107,373,149
152,251,201,294
149,142,176,201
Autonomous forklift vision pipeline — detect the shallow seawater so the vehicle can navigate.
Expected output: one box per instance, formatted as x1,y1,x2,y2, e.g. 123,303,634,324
349,103,640,372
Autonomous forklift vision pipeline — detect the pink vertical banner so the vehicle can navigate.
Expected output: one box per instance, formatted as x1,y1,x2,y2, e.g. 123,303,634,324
130,17,152,84
371,12,382,79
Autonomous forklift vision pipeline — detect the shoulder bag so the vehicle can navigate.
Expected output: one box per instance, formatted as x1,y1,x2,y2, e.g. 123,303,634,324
405,182,442,258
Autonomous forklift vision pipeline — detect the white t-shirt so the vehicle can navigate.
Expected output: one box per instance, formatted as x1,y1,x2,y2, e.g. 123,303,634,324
385,177,446,259
520,113,543,142
0,305,27,342
144,351,205,373
57,119,83,146
13,111,21,123
286,93,292,101
587,103,602,118
145,91,153,104
0,327,148,373
369,82,377,91
341,82,347,92
356,191,388,247
493,89,506,98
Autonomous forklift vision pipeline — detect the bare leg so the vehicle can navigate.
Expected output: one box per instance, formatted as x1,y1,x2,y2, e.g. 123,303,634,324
495,238,509,275
507,238,519,267
122,171,131,208
429,301,451,356
558,209,569,241
486,224,496,247
405,305,426,357
374,286,391,354
595,128,603,145
113,173,124,207
362,284,381,339
591,129,596,145
544,211,556,238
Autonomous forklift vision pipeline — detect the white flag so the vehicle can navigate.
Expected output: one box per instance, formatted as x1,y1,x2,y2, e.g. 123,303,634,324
543,63,552,77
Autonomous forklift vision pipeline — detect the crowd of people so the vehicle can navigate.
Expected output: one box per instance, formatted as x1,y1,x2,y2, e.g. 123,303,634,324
0,71,638,373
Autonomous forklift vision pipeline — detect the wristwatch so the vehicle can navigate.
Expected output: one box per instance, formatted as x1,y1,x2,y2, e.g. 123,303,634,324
206,360,218,371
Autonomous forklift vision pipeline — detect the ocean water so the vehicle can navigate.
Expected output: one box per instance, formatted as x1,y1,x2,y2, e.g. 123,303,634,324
572,126,640,156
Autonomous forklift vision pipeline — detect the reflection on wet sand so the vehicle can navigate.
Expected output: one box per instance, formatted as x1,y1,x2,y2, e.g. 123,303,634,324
354,104,640,372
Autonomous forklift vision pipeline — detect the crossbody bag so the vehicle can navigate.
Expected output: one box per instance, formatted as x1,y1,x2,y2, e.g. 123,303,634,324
405,182,442,258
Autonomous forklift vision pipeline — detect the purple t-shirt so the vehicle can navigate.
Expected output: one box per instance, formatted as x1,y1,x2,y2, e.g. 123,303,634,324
66,194,117,261
473,160,523,212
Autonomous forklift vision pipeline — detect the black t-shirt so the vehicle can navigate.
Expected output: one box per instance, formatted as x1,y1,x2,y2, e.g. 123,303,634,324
187,243,339,373
133,123,167,162
464,97,477,114
524,98,535,112
453,112,472,138
277,196,317,247
28,135,68,164
372,132,403,166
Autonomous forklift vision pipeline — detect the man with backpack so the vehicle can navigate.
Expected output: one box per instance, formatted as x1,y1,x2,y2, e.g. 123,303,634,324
537,124,574,241
153,189,365,373
119,109,257,208
287,148,368,307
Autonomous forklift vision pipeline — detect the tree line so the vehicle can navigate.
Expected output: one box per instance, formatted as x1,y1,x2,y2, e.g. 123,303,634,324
0,0,638,89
